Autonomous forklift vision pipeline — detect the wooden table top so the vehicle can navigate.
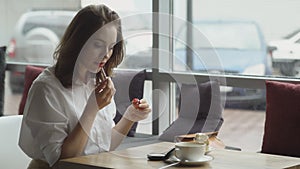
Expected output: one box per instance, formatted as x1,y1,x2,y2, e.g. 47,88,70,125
58,142,300,169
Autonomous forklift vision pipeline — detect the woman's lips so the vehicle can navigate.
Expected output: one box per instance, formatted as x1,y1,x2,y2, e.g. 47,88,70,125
98,62,105,68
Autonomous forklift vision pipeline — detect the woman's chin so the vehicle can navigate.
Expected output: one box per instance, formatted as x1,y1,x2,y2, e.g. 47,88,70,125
89,68,99,74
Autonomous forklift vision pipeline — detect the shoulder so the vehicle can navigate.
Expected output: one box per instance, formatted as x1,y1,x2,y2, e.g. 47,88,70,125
27,66,70,103
24,66,69,118
32,66,65,92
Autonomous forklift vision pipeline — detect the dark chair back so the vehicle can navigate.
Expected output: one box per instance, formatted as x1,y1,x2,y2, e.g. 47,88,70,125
159,80,224,142
112,69,147,137
0,46,6,116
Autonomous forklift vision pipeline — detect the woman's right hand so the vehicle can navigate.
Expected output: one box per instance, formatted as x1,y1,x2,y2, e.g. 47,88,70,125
86,77,116,112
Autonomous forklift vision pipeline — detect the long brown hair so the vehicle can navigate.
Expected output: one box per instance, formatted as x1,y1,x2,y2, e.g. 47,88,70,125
54,4,124,88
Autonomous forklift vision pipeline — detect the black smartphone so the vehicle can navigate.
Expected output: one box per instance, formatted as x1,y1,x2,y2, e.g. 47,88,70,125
147,153,166,161
147,148,175,161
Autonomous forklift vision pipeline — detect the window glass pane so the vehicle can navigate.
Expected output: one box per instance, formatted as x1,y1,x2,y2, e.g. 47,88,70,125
194,22,261,50
173,80,266,151
172,0,300,152
171,0,300,119
3,1,80,116
2,1,152,119
174,0,300,79
218,106,266,152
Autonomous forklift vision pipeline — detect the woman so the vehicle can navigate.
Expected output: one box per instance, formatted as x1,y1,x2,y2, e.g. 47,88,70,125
19,4,151,169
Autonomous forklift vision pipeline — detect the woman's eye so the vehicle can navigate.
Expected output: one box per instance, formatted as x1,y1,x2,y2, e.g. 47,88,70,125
94,42,104,48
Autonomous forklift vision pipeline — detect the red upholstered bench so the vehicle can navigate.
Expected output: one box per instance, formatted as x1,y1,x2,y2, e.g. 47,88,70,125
262,80,300,157
18,65,44,115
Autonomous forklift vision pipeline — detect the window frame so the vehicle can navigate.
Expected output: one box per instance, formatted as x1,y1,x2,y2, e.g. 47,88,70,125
151,0,300,135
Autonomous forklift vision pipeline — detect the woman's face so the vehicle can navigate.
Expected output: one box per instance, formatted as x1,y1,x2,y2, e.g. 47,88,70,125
78,23,117,74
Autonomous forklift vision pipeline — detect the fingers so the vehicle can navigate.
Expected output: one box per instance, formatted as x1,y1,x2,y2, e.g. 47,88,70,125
138,107,152,113
96,78,115,95
134,99,151,113
93,78,115,109
133,105,151,119
104,78,116,97
95,80,107,93
124,105,150,122
135,99,150,109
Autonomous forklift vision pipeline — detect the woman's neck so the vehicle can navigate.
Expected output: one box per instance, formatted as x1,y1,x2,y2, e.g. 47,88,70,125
75,63,91,84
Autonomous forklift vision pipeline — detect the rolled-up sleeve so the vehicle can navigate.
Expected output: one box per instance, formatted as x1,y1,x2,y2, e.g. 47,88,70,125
19,82,69,167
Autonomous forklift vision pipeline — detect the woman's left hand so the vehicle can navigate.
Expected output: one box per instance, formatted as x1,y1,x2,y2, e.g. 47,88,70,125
123,99,151,122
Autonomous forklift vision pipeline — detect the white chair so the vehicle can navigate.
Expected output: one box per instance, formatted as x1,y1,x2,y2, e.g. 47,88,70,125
0,115,31,169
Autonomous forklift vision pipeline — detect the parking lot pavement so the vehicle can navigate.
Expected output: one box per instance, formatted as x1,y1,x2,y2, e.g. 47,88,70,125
218,108,265,152
4,94,21,116
4,72,22,116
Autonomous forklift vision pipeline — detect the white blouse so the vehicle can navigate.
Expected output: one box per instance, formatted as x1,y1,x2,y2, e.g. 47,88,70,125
19,66,116,167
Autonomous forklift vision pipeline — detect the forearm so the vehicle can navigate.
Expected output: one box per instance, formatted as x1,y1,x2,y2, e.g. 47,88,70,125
110,117,134,150
60,106,98,159
109,101,151,150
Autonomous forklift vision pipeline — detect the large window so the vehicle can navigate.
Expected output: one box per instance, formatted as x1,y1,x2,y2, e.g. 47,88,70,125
152,0,300,151
2,0,300,152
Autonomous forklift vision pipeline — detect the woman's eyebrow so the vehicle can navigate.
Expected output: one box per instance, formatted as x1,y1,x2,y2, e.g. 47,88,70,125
94,39,106,43
94,39,116,46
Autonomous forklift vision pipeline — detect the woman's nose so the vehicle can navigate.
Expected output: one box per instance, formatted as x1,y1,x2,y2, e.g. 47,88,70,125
106,49,113,58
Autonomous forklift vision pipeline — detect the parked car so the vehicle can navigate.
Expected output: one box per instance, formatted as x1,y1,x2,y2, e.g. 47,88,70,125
120,20,273,109
6,10,77,93
269,29,300,76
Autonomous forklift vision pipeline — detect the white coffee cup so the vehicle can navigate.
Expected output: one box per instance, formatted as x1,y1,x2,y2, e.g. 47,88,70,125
175,142,206,161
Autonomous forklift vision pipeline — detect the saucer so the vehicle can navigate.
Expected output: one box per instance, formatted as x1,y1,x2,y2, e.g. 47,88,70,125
205,146,214,154
172,155,213,166
164,147,214,165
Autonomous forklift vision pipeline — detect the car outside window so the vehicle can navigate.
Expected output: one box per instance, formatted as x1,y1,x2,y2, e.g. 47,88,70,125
23,15,72,39
195,22,262,50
